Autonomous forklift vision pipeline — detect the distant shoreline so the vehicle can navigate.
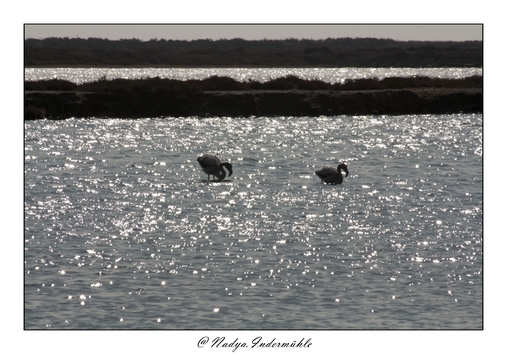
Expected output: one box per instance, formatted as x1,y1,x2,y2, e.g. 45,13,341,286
24,37,483,68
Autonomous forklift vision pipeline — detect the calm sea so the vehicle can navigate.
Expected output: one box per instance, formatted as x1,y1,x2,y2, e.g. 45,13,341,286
24,68,482,330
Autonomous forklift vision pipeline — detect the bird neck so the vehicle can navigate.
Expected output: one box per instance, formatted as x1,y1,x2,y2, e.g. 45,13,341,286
217,165,227,180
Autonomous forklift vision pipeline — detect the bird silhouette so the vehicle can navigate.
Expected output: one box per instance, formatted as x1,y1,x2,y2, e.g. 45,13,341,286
197,153,233,181
315,163,349,184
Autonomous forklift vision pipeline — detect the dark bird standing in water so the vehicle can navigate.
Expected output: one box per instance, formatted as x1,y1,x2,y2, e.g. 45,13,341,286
197,153,233,181
315,163,349,184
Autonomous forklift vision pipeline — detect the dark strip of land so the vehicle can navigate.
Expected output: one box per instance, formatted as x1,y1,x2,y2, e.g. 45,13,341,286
24,37,482,68
24,76,483,120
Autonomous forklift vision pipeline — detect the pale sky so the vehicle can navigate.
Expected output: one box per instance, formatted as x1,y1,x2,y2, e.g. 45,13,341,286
24,24,483,42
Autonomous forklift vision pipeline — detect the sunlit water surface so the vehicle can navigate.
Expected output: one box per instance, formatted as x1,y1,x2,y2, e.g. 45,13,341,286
24,67,482,84
24,114,482,329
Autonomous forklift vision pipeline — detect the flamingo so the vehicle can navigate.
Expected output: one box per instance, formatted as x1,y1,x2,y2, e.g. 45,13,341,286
197,153,233,181
315,163,349,184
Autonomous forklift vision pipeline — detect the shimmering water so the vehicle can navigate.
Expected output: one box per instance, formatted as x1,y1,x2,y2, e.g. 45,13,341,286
24,67,482,84
24,114,482,329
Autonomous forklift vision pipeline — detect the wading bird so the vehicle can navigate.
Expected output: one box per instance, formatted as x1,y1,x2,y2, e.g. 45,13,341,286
315,163,349,184
197,153,233,181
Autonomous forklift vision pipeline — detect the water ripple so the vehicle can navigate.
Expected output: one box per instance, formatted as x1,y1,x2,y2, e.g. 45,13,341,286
25,114,482,329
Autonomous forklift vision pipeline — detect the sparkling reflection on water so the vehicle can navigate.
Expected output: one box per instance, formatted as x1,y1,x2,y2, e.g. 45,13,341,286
24,115,482,329
24,67,482,84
